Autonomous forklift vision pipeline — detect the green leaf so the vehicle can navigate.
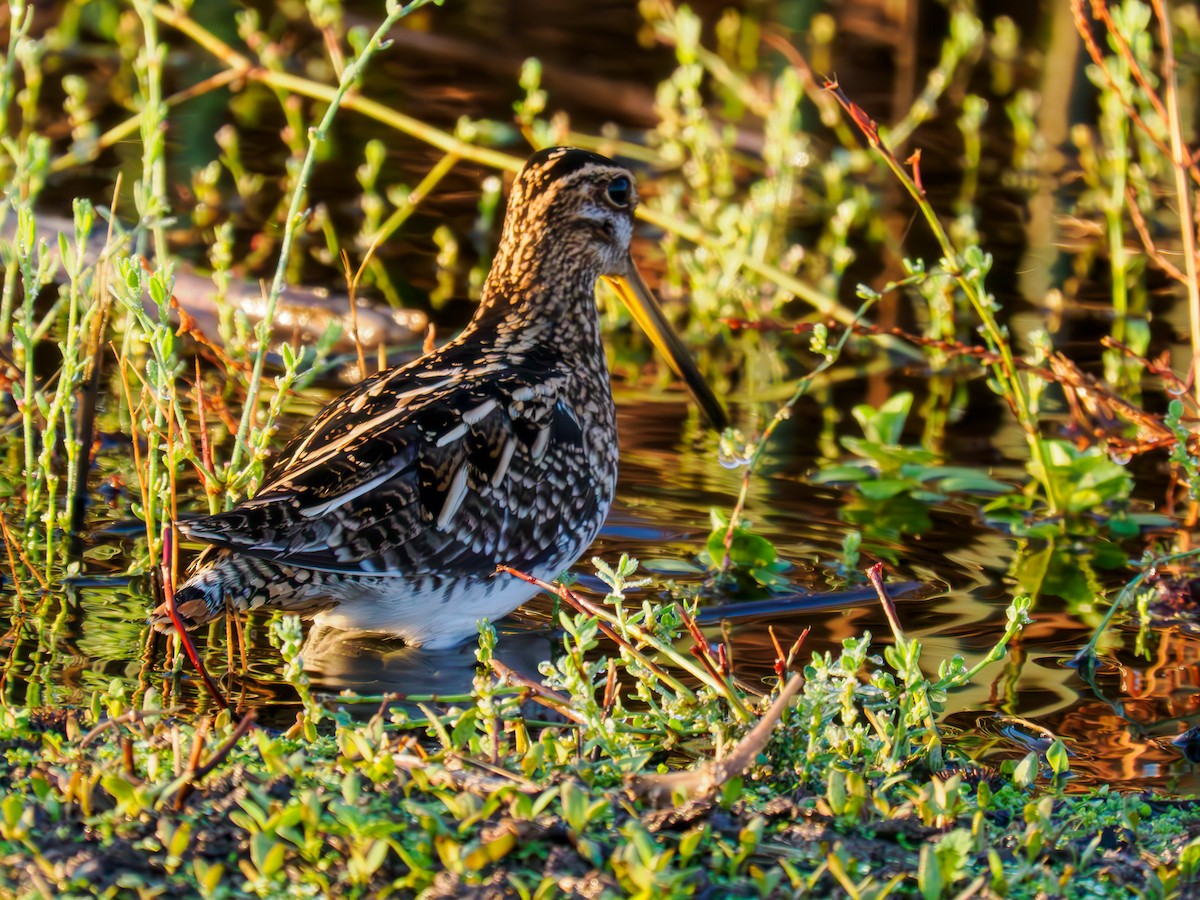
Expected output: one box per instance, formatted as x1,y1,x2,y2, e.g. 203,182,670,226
933,475,1012,494
1106,514,1140,539
910,489,947,504
640,557,705,575
1179,836,1200,878
707,521,778,569
1125,512,1174,530
811,464,872,483
364,839,389,876
856,480,914,500
839,436,887,461
1013,751,1038,789
918,843,942,900
560,781,586,833
449,707,478,749
852,391,914,445
250,832,285,879
1046,739,1069,776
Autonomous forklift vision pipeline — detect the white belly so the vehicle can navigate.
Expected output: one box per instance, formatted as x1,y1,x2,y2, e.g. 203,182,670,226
311,558,568,649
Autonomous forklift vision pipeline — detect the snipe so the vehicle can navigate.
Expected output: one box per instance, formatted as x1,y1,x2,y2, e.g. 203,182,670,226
153,147,727,648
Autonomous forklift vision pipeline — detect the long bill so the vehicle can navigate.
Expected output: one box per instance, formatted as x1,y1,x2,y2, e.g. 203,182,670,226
603,258,730,433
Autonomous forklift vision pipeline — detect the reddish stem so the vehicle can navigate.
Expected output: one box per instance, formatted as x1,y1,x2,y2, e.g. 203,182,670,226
496,565,678,686
160,527,230,711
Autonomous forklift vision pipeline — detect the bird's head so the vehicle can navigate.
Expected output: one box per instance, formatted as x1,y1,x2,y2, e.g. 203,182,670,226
497,147,640,278
486,147,729,432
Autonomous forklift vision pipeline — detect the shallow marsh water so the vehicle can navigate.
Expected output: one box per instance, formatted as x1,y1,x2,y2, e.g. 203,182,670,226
4,0,1200,798
8,376,1196,794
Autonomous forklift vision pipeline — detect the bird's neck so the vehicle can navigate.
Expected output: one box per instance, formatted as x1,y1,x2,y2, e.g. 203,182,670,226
467,237,606,361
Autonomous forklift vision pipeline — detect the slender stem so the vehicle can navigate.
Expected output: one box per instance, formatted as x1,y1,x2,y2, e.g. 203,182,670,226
827,81,1061,514
955,614,1025,685
1076,547,1200,662
501,565,753,722
116,334,163,559
0,2,34,167
638,206,857,329
722,297,876,565
1070,0,1199,185
19,249,36,524
867,562,949,770
1150,0,1200,406
132,0,170,262
500,567,699,701
152,4,520,174
0,514,47,591
48,69,243,176
866,563,907,649
159,527,230,711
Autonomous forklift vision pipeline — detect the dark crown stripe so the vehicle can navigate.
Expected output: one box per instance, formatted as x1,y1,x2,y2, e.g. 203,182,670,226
523,147,618,183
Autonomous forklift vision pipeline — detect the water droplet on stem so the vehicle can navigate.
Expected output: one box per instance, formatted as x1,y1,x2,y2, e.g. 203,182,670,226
718,428,754,469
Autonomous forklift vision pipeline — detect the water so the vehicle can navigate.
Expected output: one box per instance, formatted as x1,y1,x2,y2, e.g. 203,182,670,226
13,385,1197,790
606,391,1200,794
3,0,1200,793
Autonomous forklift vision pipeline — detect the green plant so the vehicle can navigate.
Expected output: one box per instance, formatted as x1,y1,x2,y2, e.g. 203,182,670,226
814,392,1010,502
1070,0,1197,392
984,439,1138,536
704,509,789,589
269,614,321,740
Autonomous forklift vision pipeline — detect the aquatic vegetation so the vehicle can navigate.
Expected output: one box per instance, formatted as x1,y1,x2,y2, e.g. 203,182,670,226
703,510,789,590
815,391,1011,503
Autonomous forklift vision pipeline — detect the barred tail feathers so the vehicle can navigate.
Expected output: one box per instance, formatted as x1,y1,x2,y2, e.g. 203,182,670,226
150,546,240,633
150,548,332,633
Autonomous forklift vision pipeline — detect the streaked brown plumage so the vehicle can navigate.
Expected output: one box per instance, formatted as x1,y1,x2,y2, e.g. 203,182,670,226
152,147,726,648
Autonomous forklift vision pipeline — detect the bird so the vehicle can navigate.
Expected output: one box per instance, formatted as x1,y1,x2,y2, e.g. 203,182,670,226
152,147,728,649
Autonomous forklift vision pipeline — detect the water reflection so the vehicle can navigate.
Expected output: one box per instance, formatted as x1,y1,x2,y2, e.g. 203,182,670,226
601,394,1200,793
302,622,552,701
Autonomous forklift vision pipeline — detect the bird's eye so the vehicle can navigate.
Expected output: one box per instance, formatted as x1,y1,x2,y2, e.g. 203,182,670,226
606,176,631,208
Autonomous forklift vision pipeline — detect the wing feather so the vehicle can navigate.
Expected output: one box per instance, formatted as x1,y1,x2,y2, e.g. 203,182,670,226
180,349,590,578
